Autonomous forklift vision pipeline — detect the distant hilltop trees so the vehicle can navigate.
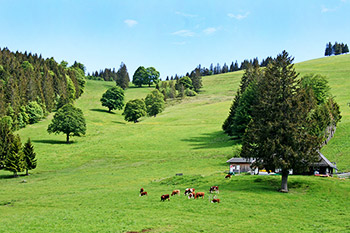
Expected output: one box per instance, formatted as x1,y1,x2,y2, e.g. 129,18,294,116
325,42,349,56
166,56,274,81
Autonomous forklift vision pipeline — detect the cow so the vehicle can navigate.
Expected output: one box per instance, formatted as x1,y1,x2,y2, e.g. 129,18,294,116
211,198,220,203
139,191,148,196
140,188,144,193
209,186,219,194
195,192,205,199
161,194,170,201
171,190,180,196
184,188,195,195
188,192,195,199
225,174,231,179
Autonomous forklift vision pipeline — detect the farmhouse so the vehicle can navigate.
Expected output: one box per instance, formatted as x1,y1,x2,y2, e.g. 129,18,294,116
226,152,337,175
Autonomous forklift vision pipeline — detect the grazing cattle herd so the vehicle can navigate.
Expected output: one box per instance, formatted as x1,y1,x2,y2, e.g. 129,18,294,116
138,174,232,203
139,185,224,203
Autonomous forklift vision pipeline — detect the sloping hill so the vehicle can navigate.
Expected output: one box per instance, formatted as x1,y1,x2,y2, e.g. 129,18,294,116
0,55,349,232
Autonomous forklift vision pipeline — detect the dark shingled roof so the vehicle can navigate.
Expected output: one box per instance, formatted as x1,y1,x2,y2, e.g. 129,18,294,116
226,158,255,163
314,152,337,169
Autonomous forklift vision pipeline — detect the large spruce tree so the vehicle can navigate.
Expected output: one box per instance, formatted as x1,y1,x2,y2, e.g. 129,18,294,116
4,134,25,177
240,51,322,192
23,138,37,175
116,63,130,89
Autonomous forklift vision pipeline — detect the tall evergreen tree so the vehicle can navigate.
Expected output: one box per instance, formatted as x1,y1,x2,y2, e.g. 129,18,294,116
116,63,130,89
325,42,332,56
240,51,322,192
189,68,203,92
222,64,261,136
4,134,25,177
0,117,14,169
23,138,37,175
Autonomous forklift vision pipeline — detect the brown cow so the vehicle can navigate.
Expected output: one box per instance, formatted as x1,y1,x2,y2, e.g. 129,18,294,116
161,194,170,201
139,191,148,196
188,192,195,199
171,190,180,196
211,198,220,203
140,188,144,193
225,174,231,179
209,186,219,193
195,192,205,199
184,188,195,195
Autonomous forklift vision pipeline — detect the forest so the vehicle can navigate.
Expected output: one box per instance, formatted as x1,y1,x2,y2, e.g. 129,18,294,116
0,47,86,130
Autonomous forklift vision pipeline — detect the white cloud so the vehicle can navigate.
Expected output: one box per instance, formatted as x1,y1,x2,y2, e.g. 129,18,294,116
227,12,249,20
172,30,195,37
321,5,338,13
203,27,217,35
124,19,138,27
175,11,197,18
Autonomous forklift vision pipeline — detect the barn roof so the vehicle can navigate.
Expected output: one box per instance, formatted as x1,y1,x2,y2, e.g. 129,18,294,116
226,157,255,164
314,151,337,169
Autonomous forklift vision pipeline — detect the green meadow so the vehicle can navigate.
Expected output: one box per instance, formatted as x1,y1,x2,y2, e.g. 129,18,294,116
1,55,350,232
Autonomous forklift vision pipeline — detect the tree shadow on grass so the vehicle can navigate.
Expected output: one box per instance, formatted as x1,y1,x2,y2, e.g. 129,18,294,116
112,121,126,125
90,108,115,114
181,131,239,149
0,173,27,180
32,139,74,145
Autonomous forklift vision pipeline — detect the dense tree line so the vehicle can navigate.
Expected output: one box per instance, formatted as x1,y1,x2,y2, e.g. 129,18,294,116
165,56,274,81
325,42,349,56
0,47,86,130
88,63,130,89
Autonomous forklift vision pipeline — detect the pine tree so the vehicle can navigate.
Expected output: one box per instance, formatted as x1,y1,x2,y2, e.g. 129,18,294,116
343,44,349,54
325,42,332,56
4,134,25,177
23,138,37,175
241,51,322,192
0,117,14,169
189,68,203,92
116,63,130,89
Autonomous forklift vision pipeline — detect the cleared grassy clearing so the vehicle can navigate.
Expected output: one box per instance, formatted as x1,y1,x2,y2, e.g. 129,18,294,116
0,55,350,232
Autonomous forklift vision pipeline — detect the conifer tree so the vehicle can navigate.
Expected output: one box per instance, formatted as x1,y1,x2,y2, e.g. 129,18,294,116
241,51,322,192
4,134,25,177
23,138,37,175
116,63,130,89
0,117,14,169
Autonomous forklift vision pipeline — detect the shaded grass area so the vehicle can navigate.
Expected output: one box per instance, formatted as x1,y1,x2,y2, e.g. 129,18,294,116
0,55,350,232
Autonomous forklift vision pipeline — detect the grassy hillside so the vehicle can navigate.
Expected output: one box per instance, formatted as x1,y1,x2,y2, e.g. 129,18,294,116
0,55,350,232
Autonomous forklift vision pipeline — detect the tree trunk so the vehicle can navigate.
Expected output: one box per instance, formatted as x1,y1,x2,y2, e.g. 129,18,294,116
66,133,70,143
26,169,29,176
280,170,289,193
14,171,17,178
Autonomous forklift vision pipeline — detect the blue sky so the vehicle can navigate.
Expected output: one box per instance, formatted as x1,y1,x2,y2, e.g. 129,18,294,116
1,0,349,79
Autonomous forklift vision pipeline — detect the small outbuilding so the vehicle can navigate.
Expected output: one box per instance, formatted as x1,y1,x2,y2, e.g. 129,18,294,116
226,152,337,175
226,157,256,174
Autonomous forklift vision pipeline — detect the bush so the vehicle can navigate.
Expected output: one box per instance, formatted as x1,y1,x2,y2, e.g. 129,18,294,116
26,101,44,124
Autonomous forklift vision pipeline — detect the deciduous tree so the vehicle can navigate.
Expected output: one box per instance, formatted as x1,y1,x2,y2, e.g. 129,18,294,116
145,89,165,117
100,86,125,112
47,104,86,143
123,99,146,123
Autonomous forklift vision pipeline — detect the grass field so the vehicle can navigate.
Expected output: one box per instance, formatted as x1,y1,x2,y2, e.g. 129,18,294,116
1,55,350,232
